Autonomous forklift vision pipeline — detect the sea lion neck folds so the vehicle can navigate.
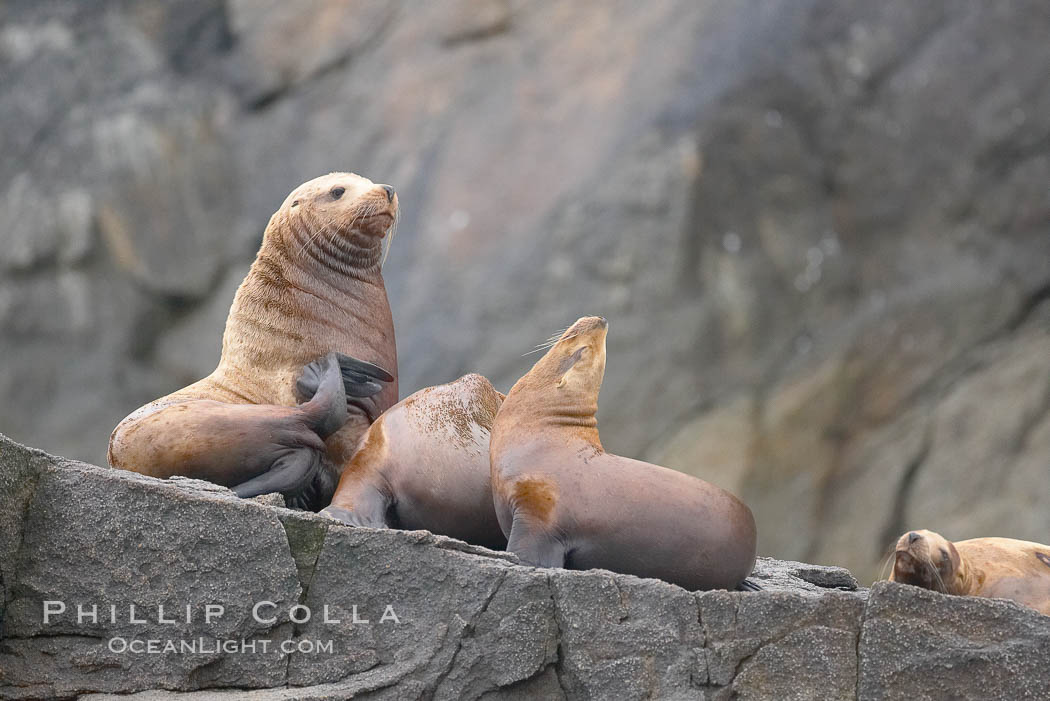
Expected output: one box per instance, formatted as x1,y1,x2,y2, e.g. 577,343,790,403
491,316,758,591
108,173,399,510
275,171,397,276
495,316,607,446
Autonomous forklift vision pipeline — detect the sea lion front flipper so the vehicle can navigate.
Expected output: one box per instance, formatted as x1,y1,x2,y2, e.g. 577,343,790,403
335,351,395,389
507,516,566,568
295,352,350,439
235,355,345,508
296,352,394,405
232,448,323,500
736,578,763,592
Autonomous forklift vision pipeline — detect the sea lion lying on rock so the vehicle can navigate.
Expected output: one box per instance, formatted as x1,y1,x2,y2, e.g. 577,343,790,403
319,372,507,551
890,529,1050,615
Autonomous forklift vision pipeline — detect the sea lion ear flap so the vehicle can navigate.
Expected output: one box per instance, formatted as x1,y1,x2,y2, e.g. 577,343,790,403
947,541,961,569
555,347,587,386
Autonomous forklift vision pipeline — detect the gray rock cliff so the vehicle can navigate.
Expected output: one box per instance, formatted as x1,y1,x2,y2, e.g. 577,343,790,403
1,0,1048,590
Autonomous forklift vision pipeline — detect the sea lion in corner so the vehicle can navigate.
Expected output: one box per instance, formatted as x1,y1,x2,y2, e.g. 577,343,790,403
890,529,1050,615
108,173,400,509
318,371,507,551
490,316,758,591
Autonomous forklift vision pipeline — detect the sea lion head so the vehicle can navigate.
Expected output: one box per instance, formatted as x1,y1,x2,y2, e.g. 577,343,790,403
507,316,608,421
268,172,398,270
890,529,964,594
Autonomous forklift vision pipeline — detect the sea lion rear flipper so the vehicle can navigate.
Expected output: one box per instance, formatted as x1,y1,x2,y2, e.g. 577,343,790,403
284,461,339,512
232,448,322,500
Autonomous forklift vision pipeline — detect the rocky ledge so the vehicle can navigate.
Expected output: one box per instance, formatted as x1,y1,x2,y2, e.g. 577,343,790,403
1,433,1048,700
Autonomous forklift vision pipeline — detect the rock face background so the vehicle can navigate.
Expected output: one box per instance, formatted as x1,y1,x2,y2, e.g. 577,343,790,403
1,0,1048,581
4,434,1050,700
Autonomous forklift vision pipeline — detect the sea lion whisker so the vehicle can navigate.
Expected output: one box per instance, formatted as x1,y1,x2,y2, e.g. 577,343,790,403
297,216,327,258
878,550,895,583
295,206,333,258
531,327,571,351
930,564,948,594
522,345,554,356
316,219,349,265
381,209,398,269
521,332,571,356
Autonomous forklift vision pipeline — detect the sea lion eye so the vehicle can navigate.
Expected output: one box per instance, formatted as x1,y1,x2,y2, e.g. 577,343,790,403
291,200,300,208
330,186,345,200
939,548,949,563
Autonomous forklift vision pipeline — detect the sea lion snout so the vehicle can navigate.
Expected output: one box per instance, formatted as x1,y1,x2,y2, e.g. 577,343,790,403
890,529,963,594
892,531,930,575
282,172,398,241
563,316,608,338
346,183,397,237
896,529,930,552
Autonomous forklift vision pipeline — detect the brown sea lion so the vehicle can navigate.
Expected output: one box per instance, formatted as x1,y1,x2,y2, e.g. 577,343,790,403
490,316,758,591
108,173,399,509
318,372,507,551
890,529,1050,615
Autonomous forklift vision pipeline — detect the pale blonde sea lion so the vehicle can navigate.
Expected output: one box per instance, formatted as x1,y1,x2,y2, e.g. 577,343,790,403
108,173,399,509
890,529,1050,615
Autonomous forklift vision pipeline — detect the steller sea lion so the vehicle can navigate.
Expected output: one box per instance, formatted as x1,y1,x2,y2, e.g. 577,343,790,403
890,529,1050,615
318,371,507,551
108,173,399,509
490,316,758,591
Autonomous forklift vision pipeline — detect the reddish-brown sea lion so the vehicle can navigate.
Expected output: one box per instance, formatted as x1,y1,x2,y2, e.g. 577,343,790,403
318,372,507,550
890,529,1050,615
490,316,758,591
108,172,400,509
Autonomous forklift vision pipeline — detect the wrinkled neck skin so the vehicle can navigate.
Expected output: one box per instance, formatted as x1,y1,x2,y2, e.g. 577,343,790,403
276,202,385,280
214,206,395,402
495,381,602,453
